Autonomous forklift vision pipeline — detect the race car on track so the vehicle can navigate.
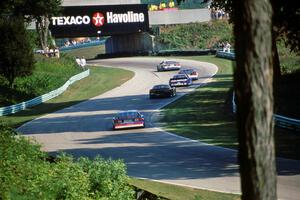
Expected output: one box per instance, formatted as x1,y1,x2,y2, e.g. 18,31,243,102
112,110,145,130
157,60,181,72
169,74,192,87
178,69,199,80
149,84,176,99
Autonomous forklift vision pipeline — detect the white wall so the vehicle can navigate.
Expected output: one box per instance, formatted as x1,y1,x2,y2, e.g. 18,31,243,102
149,9,210,25
62,0,141,6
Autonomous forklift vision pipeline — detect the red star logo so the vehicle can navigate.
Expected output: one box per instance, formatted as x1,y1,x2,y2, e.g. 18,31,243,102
92,12,105,27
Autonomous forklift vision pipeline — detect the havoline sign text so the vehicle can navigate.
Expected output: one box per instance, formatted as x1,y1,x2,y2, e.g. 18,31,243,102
49,4,149,38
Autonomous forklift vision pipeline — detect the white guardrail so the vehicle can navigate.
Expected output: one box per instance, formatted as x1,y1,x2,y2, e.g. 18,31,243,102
232,92,300,132
0,69,90,116
220,51,300,132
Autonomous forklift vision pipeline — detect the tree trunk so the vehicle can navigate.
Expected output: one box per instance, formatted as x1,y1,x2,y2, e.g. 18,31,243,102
232,0,277,199
36,15,50,51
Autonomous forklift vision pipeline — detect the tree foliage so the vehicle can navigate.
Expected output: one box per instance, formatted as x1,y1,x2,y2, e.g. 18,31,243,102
271,0,300,53
211,0,300,53
24,0,62,50
0,0,62,50
0,16,34,87
0,0,62,86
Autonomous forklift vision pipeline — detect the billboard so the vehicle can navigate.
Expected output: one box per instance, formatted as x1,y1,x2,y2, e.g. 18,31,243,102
49,4,149,38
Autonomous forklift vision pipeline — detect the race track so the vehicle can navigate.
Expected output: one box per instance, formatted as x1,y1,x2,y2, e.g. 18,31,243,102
18,57,300,199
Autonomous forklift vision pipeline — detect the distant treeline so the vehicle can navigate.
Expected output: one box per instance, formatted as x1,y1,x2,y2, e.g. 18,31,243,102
141,0,209,9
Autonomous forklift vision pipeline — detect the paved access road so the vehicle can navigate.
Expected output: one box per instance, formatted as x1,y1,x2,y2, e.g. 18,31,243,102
18,57,300,199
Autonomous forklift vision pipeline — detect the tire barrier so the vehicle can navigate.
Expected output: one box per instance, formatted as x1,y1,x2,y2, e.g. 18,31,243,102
224,52,299,132
0,69,90,116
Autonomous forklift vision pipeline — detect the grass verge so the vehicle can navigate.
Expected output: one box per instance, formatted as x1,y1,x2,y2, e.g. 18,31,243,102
161,55,300,160
129,178,240,200
63,45,105,60
162,56,237,149
0,66,134,128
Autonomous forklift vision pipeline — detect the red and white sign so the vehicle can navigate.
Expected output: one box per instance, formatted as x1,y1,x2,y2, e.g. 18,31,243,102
92,12,105,27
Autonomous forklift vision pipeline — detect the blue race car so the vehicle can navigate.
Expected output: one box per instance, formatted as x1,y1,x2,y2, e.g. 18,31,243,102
169,74,192,87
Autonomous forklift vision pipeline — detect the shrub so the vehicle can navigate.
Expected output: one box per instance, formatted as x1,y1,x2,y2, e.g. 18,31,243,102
0,124,135,199
79,157,135,200
277,40,300,75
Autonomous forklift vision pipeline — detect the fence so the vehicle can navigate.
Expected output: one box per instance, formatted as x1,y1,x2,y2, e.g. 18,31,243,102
216,51,235,60
232,92,300,131
59,40,105,52
0,69,90,116
222,51,300,132
274,115,300,132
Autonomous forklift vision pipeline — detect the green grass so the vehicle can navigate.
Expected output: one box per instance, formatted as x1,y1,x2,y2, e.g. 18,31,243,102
161,55,300,160
0,66,134,128
162,56,237,149
129,178,240,200
63,45,105,60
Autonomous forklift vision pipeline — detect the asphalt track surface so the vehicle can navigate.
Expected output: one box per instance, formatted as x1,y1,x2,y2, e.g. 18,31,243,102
18,57,300,199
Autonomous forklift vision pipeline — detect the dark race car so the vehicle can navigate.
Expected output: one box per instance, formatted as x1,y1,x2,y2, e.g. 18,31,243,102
157,60,181,72
149,84,176,99
169,74,192,87
112,110,145,130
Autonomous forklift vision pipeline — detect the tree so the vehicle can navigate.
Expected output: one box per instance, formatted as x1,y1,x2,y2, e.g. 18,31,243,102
211,0,300,80
0,16,34,87
0,0,62,51
232,0,277,199
24,0,62,51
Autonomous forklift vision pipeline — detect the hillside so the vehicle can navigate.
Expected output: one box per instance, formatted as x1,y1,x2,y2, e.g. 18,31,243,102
155,20,233,50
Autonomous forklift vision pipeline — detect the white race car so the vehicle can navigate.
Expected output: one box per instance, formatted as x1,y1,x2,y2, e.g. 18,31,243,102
157,60,181,72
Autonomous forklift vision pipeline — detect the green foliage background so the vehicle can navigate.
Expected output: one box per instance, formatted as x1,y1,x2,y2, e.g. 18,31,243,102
0,124,135,200
155,20,234,50
0,17,35,87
